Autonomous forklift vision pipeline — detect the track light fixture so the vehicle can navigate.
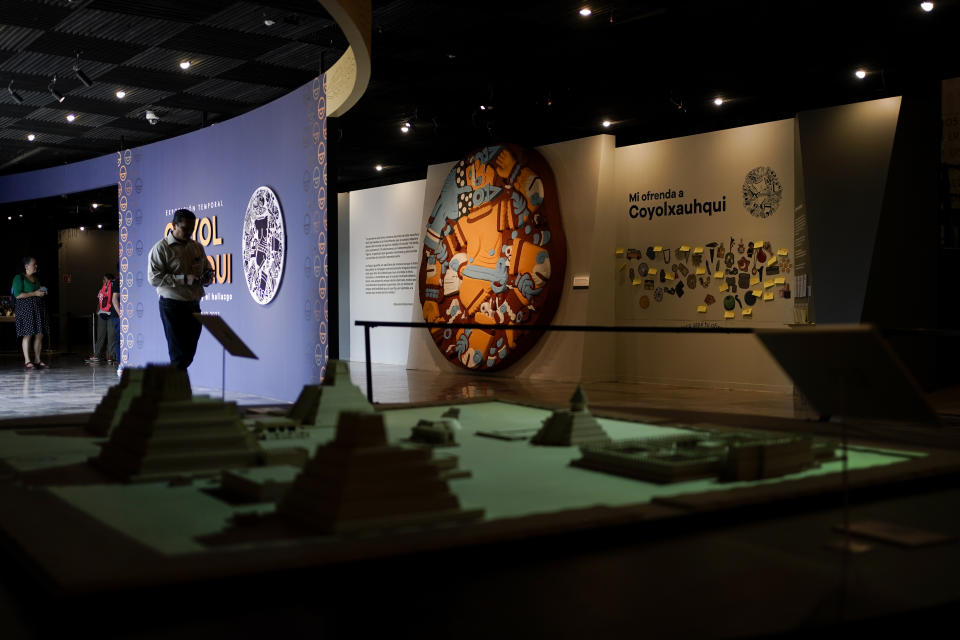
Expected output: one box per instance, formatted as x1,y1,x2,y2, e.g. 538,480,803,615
48,74,64,103
7,80,23,105
74,52,93,88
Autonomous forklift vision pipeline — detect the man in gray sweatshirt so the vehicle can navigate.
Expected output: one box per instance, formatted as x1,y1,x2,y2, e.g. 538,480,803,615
147,208,212,370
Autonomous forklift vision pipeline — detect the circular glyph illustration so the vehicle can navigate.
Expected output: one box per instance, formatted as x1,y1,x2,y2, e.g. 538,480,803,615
242,186,285,305
742,166,783,219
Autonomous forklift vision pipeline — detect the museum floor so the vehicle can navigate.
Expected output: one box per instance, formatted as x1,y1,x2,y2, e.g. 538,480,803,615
1,355,959,638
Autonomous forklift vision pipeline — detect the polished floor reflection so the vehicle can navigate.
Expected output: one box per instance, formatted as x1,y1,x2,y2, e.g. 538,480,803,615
0,355,286,420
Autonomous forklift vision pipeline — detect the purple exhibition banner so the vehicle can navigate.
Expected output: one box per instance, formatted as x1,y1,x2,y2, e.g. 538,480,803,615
0,76,329,402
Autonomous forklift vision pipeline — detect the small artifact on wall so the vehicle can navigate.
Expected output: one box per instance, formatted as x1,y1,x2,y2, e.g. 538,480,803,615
419,144,566,370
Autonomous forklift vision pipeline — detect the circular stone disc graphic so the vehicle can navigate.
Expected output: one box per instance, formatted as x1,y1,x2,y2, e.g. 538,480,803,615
419,143,566,371
742,166,783,219
242,186,285,305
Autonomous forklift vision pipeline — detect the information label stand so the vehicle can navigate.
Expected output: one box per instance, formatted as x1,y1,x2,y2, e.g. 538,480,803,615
194,313,258,400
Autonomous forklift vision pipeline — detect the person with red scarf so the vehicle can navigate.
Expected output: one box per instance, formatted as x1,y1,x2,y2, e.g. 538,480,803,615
86,273,120,363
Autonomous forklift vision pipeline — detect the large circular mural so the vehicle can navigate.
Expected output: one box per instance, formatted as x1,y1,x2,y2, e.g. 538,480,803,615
242,185,286,305
419,144,566,370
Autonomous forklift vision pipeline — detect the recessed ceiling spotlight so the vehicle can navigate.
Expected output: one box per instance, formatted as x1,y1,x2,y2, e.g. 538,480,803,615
91,203,99,209
579,7,592,17
116,90,126,99
264,18,276,26
179,60,191,70
375,164,383,172
79,226,85,231
921,2,934,12
97,224,103,229
855,69,867,79
27,133,35,141
602,120,611,128
400,124,410,133
480,105,486,111
66,113,76,122
713,97,724,106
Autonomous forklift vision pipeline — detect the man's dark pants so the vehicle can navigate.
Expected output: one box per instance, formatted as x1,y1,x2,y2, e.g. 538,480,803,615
158,297,202,370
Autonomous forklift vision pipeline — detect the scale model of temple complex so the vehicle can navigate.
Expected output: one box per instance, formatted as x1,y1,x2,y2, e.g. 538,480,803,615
89,365,305,481
85,367,147,436
530,385,612,447
248,360,374,437
278,411,483,533
571,431,838,483
408,407,461,446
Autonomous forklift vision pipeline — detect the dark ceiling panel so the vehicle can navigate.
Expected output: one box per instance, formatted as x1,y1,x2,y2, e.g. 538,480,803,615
25,32,145,64
217,61,314,88
157,25,289,59
54,9,189,46
85,0,235,23
0,25,42,52
12,118,90,137
96,66,201,92
156,92,246,116
0,1,71,30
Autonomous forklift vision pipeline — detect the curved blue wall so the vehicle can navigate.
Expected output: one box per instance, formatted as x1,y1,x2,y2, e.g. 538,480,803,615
0,76,329,402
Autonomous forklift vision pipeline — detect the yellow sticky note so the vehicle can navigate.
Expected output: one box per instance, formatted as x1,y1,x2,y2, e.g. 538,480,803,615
719,282,728,292
618,263,627,271
774,276,786,285
742,308,753,317
777,248,788,256
724,311,735,319
693,247,703,254
697,305,707,313
714,271,723,279
664,272,674,280
750,275,760,286
766,256,777,267
653,245,663,253
755,239,764,247
615,247,625,256
648,268,658,276
764,280,774,289
695,266,706,275
752,289,762,297
632,276,643,285
764,292,775,301
680,245,691,252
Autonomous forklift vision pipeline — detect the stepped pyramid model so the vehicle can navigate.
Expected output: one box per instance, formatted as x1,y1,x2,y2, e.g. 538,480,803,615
90,365,300,481
278,411,483,533
86,367,148,436
530,385,612,446
286,359,375,428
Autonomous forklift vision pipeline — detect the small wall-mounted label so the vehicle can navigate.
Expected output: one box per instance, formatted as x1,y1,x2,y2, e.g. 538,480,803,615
572,275,590,289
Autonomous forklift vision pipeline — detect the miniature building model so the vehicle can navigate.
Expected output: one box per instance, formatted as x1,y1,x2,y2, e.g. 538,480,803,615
90,365,302,481
278,411,483,533
409,407,461,446
530,385,612,447
286,359,375,429
572,431,837,484
85,367,147,436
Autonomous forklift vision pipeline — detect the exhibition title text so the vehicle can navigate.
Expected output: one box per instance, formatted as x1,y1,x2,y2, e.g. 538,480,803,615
163,201,232,284
627,188,727,221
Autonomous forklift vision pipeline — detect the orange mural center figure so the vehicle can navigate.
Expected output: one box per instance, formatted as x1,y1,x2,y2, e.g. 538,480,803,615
419,144,566,370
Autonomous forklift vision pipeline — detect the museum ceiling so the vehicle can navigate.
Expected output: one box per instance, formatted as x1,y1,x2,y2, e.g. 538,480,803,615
0,0,956,198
